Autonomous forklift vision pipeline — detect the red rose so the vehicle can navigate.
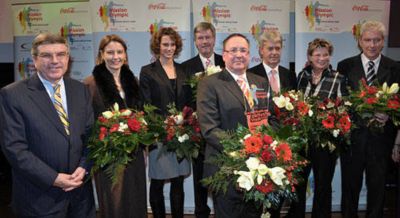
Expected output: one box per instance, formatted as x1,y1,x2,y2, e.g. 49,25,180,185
255,181,274,194
99,127,107,141
366,86,378,95
358,90,366,98
127,118,141,132
109,123,119,133
98,116,107,123
261,149,273,162
263,135,273,145
322,115,335,129
365,97,377,104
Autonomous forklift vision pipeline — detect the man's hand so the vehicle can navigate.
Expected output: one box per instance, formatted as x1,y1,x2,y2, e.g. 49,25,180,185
53,167,86,192
374,112,389,124
392,145,400,163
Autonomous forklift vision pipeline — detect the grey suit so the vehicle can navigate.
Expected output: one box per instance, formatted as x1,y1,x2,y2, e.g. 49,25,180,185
0,73,95,217
197,69,271,218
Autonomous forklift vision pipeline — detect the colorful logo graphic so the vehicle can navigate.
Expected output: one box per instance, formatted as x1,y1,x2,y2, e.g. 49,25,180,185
304,1,330,30
149,19,174,35
18,57,36,79
60,22,85,45
98,1,128,31
352,21,364,41
250,20,275,44
201,2,229,25
17,7,42,33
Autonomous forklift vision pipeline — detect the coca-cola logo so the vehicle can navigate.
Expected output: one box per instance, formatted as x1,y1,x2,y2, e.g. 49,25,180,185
352,5,369,11
60,7,75,14
148,3,166,10
250,5,267,12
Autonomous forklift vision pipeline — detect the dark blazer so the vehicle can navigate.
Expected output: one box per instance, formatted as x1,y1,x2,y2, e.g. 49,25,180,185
248,63,297,92
197,70,271,178
181,53,225,75
0,74,94,216
139,59,192,114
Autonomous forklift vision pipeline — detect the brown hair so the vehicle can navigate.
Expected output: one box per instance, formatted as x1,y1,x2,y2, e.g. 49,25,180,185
150,27,183,58
307,38,333,56
222,33,250,50
96,34,128,65
31,32,69,57
194,22,216,38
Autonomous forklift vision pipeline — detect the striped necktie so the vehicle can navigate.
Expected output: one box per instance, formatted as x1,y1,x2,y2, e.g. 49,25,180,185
366,61,376,86
53,84,70,135
237,76,254,108
269,69,279,93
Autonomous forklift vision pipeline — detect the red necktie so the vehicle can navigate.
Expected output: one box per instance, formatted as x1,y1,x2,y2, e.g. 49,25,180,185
269,69,279,93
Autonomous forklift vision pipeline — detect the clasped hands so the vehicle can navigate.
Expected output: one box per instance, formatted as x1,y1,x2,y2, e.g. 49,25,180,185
53,167,86,192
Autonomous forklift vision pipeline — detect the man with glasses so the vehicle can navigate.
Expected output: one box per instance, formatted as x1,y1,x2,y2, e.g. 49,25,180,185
197,33,271,218
337,20,400,217
0,33,95,217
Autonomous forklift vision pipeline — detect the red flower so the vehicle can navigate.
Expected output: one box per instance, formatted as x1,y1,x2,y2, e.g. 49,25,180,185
322,115,335,129
263,134,273,145
99,127,107,141
127,118,141,132
109,123,119,133
338,115,351,133
388,99,400,110
98,116,107,123
244,135,263,154
297,101,309,116
366,86,378,95
358,90,366,98
255,181,274,194
166,127,175,141
275,143,292,162
261,149,273,162
182,106,193,119
365,97,377,104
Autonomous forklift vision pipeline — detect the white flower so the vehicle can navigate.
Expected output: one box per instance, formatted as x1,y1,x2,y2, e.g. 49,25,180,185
270,140,278,149
285,102,294,111
140,118,148,126
326,101,335,109
344,101,352,106
267,167,286,186
234,170,255,191
195,71,205,77
112,103,120,111
120,109,132,116
243,134,252,140
102,111,113,119
118,122,128,132
261,212,271,218
381,82,399,94
273,95,288,108
245,157,260,171
205,65,222,75
174,114,184,125
332,129,340,138
229,151,239,157
178,134,189,143
308,109,314,117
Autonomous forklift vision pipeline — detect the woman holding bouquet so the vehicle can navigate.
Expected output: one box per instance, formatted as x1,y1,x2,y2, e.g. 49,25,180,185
84,34,146,218
139,27,192,218
291,38,347,218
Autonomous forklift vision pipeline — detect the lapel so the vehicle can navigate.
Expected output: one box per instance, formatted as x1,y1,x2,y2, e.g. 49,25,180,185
154,60,175,98
377,55,391,84
219,70,248,109
65,78,77,138
27,74,69,139
194,55,205,72
278,66,287,89
175,62,186,102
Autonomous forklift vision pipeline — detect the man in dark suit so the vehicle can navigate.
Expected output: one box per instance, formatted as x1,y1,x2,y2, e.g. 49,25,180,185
337,20,400,218
182,22,225,76
248,30,296,94
197,33,271,218
0,33,95,218
181,22,224,218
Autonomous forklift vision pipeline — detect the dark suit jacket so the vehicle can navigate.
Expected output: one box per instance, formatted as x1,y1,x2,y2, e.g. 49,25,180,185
248,63,297,92
181,53,225,76
197,70,271,178
337,54,400,156
139,59,192,114
0,74,94,216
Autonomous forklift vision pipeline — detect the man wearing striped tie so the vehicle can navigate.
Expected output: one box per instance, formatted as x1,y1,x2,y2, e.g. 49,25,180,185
0,33,95,218
337,20,400,218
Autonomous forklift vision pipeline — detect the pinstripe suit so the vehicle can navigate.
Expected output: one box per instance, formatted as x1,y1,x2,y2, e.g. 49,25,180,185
0,73,95,217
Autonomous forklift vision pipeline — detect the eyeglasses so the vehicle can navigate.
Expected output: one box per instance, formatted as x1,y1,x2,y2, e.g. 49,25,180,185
37,52,69,60
224,47,249,55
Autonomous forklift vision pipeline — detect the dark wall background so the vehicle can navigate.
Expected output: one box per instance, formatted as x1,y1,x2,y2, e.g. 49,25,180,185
389,0,400,47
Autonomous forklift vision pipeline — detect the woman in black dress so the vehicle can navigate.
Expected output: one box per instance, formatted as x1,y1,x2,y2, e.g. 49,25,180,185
84,34,146,218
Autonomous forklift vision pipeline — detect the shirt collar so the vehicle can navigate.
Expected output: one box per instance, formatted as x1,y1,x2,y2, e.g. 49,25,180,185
262,62,279,76
199,53,215,68
361,53,381,68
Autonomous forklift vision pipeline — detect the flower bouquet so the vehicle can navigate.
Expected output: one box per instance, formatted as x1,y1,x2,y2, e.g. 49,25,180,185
187,65,222,100
160,104,202,162
348,79,399,131
88,103,157,186
308,97,352,152
202,124,308,216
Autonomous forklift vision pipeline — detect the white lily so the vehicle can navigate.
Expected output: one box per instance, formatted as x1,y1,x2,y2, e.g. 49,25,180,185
120,109,132,116
344,101,352,106
273,95,289,108
102,111,113,119
174,114,184,125
381,82,399,94
234,170,255,191
178,134,189,143
267,167,286,186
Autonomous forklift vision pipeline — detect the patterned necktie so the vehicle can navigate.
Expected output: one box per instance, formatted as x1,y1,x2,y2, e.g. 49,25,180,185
205,58,211,68
53,84,70,135
269,69,279,93
237,76,254,108
366,61,376,86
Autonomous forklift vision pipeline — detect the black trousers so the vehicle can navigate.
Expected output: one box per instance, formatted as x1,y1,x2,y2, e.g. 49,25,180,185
150,176,184,218
340,148,389,218
287,146,337,218
192,153,210,218
212,183,262,218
